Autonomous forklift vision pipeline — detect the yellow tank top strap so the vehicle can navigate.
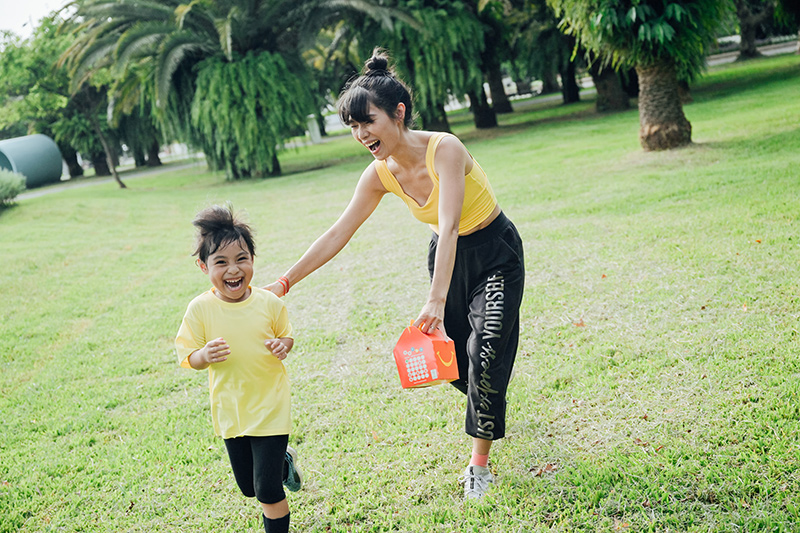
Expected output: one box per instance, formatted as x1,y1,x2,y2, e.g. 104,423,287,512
374,160,403,196
425,132,450,176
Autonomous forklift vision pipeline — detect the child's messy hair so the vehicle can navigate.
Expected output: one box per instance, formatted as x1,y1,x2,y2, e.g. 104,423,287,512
192,204,256,262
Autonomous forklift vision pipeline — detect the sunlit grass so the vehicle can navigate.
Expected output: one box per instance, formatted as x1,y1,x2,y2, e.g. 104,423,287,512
1,53,799,532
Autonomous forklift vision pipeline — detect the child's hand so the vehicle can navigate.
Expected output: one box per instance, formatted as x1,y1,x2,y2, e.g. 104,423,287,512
265,338,291,360
191,337,230,369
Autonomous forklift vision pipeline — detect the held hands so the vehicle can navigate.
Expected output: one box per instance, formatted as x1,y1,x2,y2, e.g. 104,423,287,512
264,280,286,297
264,276,290,297
265,338,292,361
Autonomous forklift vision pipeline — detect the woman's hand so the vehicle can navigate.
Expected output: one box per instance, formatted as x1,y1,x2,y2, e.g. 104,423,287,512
264,280,286,297
414,298,446,335
189,337,230,369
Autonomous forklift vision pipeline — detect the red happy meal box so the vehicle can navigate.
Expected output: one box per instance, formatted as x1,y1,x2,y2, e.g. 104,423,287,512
393,325,459,388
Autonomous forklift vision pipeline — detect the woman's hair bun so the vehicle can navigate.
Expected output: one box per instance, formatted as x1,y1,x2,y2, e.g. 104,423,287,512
364,49,390,75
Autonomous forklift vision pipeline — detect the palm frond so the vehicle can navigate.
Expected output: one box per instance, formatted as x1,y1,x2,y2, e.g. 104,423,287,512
155,31,212,107
115,22,174,70
68,37,119,92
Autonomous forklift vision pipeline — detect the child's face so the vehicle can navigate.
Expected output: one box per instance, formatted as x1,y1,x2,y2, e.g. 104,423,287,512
199,239,254,303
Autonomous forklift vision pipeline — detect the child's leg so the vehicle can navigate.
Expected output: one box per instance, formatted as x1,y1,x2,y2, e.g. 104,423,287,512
224,436,257,498
224,435,291,531
262,513,290,533
251,435,290,519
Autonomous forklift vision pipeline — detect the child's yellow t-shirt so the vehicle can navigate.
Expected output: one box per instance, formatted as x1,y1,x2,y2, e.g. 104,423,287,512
176,287,293,439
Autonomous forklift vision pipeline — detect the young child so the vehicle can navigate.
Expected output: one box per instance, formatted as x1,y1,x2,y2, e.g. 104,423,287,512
176,204,302,533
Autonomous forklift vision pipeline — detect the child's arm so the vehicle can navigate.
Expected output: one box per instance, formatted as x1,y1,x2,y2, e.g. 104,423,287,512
187,337,230,370
265,337,294,361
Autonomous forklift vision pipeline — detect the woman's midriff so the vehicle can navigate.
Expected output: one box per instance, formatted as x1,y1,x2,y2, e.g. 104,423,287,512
460,204,501,236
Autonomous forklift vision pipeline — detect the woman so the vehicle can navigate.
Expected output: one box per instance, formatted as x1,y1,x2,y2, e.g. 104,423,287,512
266,49,524,499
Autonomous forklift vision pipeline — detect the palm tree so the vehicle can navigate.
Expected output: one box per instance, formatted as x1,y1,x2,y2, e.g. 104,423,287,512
347,0,486,132
548,0,731,151
62,0,403,178
303,24,363,136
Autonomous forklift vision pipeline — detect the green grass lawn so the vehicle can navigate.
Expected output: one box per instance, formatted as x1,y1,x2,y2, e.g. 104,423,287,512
2,54,799,532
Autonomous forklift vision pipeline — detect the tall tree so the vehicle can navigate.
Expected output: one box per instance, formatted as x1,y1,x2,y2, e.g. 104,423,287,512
0,18,119,180
472,0,515,114
587,55,630,112
351,0,485,131
508,0,587,106
62,0,402,179
548,0,731,151
303,25,363,136
735,0,777,60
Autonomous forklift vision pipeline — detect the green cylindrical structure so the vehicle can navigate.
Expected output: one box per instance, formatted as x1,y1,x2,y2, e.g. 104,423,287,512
0,134,64,188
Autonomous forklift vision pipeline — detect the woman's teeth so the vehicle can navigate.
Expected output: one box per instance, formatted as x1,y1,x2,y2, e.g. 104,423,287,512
367,140,380,153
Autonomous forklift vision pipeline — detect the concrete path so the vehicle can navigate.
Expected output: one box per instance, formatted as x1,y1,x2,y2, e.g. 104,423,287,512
707,41,798,66
17,159,205,200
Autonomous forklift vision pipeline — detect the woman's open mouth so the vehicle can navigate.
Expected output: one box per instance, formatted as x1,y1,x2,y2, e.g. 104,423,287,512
366,140,380,153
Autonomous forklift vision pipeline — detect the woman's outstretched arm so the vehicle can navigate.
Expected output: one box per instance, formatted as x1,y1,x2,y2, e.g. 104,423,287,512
265,163,387,296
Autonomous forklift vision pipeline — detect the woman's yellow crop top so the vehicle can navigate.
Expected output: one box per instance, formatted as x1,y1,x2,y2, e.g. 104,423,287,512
374,132,497,234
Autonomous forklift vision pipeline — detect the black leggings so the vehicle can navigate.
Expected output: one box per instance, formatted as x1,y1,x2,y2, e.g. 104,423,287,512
224,434,288,505
428,211,525,441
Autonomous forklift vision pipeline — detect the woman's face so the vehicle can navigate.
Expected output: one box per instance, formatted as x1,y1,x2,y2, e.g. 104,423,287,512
349,102,404,160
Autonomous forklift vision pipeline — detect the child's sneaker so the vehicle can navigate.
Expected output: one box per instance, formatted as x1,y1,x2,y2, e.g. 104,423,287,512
283,446,303,492
459,465,494,499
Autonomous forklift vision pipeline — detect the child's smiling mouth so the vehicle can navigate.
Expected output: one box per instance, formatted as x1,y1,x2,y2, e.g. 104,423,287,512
225,278,244,291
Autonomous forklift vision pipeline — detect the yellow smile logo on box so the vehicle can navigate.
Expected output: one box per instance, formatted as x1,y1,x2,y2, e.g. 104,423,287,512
437,349,455,367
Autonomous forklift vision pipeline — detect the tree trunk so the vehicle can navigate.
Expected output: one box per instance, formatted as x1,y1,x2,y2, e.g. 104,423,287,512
467,90,497,129
541,69,559,95
267,152,281,177
486,62,513,114
620,67,639,97
60,144,84,178
588,64,629,113
316,112,328,137
736,0,774,60
90,152,111,177
636,61,691,151
738,18,762,59
133,145,147,167
89,114,126,188
420,103,451,132
515,79,532,96
146,141,162,167
678,80,693,104
560,59,580,104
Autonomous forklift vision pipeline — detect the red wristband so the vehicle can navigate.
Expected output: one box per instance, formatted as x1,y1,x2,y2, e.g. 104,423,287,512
278,276,290,295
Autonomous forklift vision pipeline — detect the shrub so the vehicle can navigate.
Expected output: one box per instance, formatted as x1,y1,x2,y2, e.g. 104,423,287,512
0,169,26,206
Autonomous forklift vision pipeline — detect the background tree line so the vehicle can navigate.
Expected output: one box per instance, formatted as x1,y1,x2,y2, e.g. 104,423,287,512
0,0,798,186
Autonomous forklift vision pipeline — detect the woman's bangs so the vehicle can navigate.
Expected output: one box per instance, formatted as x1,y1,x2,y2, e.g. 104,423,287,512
338,87,372,125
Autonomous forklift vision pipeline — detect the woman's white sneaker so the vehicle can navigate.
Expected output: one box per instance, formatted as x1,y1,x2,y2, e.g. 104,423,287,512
459,465,494,499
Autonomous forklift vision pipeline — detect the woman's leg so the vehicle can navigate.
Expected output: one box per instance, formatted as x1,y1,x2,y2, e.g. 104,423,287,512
431,216,525,498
